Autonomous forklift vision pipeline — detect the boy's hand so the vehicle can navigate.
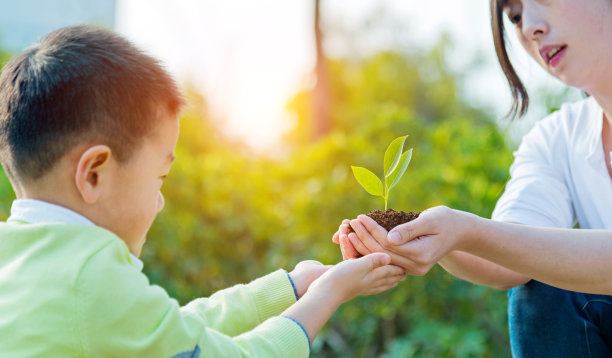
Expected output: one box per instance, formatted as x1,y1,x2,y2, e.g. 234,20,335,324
281,254,405,344
307,253,406,304
289,261,331,298
331,219,361,260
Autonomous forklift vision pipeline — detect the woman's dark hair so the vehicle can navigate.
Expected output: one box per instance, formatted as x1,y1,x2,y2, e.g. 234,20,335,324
0,25,184,182
491,0,529,118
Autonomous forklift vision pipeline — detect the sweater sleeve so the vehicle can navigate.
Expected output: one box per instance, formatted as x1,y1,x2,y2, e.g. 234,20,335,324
180,269,298,336
75,241,309,358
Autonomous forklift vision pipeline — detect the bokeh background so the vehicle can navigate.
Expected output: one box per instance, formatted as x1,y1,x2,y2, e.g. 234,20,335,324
0,1,580,356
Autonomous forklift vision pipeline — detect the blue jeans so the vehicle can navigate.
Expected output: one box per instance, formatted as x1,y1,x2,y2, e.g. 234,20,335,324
508,280,612,357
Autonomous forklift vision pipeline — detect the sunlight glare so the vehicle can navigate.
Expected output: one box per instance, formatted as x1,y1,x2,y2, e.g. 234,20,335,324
116,0,313,150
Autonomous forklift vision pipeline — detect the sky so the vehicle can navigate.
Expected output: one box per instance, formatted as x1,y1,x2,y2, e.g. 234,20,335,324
0,0,116,53
114,0,573,149
0,0,575,149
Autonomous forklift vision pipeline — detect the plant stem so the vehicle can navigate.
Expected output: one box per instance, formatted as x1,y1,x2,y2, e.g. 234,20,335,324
384,187,388,210
385,186,389,211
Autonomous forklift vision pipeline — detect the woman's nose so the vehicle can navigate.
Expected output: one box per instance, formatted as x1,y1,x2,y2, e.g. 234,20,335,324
521,5,549,41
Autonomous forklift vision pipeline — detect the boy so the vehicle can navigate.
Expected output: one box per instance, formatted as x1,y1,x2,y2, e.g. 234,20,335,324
0,26,405,357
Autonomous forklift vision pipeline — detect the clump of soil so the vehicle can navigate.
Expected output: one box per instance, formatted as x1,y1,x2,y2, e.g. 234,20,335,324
350,209,421,232
367,209,420,231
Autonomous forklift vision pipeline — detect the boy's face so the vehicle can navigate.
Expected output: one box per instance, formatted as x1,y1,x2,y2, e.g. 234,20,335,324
102,113,179,256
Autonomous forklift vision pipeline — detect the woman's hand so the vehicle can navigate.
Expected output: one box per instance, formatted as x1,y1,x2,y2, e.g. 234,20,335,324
331,219,361,260
346,206,477,276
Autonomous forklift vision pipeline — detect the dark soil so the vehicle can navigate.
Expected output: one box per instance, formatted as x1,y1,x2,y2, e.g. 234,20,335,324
351,209,421,232
367,209,420,231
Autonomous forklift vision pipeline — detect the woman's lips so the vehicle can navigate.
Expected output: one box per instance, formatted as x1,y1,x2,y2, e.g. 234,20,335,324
540,45,567,68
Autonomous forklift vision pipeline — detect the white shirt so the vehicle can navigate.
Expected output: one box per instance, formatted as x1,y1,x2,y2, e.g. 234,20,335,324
492,97,612,229
7,199,144,271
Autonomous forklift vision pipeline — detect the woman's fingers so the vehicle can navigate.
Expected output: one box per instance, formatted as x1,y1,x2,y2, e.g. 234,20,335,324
340,211,447,277
340,235,361,259
387,206,449,245
332,230,340,244
339,235,348,257
348,220,422,270
348,232,373,255
332,219,352,244
357,214,388,244
350,219,386,253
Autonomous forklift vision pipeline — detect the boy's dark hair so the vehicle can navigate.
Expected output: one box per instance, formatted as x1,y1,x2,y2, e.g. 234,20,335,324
0,25,184,183
490,0,529,119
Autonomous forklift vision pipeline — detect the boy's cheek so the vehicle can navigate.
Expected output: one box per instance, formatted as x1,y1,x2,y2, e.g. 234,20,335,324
129,234,148,257
156,192,165,212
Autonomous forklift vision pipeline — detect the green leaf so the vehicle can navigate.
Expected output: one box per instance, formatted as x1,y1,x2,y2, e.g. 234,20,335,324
351,166,384,197
384,135,408,180
386,148,412,192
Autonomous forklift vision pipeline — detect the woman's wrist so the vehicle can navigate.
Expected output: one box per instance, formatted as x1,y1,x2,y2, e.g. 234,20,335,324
454,209,485,251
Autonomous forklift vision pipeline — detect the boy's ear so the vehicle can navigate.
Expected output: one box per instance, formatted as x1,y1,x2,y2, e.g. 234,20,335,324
74,145,112,204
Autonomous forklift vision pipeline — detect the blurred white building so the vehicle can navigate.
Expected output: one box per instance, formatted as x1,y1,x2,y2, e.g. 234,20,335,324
0,0,116,53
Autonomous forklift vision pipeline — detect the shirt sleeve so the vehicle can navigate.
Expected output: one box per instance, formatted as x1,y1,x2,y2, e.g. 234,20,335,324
75,242,309,358
492,114,575,228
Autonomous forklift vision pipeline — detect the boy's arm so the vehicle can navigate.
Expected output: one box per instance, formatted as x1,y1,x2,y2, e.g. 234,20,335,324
77,242,309,357
182,260,328,335
181,269,298,336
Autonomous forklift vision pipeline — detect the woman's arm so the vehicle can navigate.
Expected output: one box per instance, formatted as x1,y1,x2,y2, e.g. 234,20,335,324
388,206,612,294
345,214,530,290
438,251,529,290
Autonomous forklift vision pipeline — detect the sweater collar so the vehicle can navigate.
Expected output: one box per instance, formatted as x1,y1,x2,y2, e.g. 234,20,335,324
7,199,144,271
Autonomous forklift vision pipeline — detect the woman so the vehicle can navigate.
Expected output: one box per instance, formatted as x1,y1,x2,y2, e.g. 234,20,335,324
334,0,612,356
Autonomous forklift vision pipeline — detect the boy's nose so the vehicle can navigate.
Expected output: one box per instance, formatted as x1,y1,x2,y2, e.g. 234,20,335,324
157,192,165,212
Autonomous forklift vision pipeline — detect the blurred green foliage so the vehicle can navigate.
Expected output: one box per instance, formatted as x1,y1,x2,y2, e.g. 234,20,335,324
0,43,514,356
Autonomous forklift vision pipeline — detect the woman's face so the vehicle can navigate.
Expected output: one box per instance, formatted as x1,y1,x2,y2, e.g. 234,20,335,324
504,0,612,93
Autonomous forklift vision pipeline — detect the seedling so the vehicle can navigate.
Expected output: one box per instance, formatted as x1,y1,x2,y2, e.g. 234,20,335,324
351,135,412,210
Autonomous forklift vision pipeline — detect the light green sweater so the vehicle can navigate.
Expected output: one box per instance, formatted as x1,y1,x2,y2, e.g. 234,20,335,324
0,221,310,357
